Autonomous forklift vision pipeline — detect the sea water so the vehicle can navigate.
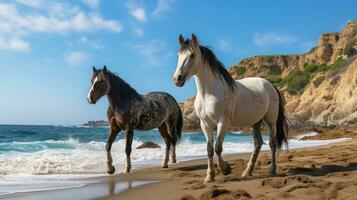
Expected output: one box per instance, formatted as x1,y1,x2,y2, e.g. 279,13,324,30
0,125,351,196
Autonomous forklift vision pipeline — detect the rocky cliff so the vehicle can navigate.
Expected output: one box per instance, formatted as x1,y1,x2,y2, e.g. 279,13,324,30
182,20,357,131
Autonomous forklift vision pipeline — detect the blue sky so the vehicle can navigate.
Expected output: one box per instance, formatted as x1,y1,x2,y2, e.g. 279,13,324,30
0,0,356,125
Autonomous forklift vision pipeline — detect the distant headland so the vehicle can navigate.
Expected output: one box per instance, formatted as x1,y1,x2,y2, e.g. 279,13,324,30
82,120,109,127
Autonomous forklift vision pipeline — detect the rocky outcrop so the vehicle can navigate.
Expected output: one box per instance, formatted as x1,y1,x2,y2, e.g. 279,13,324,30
182,19,357,131
179,97,200,132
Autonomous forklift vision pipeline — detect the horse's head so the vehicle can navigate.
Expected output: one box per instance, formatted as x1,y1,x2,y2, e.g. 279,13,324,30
87,66,110,104
173,34,202,87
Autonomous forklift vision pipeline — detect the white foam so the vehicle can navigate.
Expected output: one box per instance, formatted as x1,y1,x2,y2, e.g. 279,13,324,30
0,136,352,176
295,131,319,140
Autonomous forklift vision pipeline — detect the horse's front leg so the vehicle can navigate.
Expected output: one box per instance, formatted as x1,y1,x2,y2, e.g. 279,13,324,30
106,126,121,174
201,120,215,183
123,129,134,173
215,119,231,175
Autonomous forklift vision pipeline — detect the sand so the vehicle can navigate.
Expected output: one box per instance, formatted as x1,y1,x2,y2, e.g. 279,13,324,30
102,130,357,200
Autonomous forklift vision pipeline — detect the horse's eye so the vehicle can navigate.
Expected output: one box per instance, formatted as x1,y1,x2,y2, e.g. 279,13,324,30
190,54,195,58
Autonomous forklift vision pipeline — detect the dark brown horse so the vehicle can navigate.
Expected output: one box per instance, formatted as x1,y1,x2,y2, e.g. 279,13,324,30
87,66,183,174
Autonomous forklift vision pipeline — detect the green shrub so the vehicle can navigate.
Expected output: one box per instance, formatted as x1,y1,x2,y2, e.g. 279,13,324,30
284,69,310,94
234,66,246,75
313,76,325,87
315,64,328,72
266,75,283,86
328,56,344,71
304,64,318,74
259,64,282,74
286,75,310,94
283,69,303,83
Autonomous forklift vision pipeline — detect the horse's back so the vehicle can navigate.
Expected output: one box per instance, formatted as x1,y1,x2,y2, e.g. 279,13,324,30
236,77,274,93
135,92,180,130
144,92,179,107
230,77,278,127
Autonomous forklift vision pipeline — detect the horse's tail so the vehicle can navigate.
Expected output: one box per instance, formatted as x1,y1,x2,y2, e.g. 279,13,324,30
165,93,183,144
273,85,288,150
175,106,183,143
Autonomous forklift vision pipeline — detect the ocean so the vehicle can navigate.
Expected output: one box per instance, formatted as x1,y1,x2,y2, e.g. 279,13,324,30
0,125,351,196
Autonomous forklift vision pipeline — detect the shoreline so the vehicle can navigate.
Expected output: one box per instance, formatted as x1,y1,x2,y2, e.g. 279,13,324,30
3,130,356,200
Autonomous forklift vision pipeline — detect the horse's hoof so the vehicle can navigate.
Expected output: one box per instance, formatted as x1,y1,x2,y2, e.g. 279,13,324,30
203,176,215,183
221,162,231,175
107,166,115,175
241,169,251,178
161,164,168,168
171,159,177,164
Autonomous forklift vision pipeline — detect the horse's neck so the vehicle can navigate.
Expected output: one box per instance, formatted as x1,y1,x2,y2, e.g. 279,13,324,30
194,66,226,97
107,78,141,114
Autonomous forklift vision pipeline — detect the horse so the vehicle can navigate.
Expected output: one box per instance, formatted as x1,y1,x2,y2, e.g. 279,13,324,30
87,66,183,174
173,34,288,182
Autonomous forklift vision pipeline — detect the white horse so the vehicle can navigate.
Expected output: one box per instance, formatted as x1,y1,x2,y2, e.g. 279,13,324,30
173,34,288,182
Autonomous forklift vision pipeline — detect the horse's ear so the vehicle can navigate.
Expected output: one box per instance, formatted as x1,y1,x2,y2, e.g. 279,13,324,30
103,65,107,74
93,66,97,73
190,33,198,46
179,34,185,46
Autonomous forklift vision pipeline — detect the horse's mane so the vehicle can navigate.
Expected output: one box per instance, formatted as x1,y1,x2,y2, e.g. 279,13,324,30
107,71,142,103
180,40,236,91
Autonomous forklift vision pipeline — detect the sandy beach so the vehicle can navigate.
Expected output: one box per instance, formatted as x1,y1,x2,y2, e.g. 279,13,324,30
101,130,357,200
5,129,356,200
104,129,356,200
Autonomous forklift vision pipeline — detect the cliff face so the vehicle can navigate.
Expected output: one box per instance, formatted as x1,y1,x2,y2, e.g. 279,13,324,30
285,57,357,128
182,20,357,131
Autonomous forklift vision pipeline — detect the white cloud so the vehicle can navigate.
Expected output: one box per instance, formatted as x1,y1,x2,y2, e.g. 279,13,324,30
0,36,30,52
16,0,44,8
65,51,89,66
217,39,232,51
81,0,100,9
128,5,147,22
253,32,297,47
130,40,172,67
152,0,172,18
0,1,121,52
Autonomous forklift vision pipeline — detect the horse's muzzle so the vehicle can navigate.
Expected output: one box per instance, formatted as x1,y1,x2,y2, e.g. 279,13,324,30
173,74,185,87
174,80,185,87
87,96,96,104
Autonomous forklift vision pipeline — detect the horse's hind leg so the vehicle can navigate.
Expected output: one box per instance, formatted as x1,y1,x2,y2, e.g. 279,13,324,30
166,122,177,163
123,129,133,173
242,120,263,178
158,124,171,168
266,121,277,176
215,119,231,175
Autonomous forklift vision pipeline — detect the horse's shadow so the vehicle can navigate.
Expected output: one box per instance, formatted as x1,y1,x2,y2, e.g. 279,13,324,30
287,162,357,177
176,164,208,172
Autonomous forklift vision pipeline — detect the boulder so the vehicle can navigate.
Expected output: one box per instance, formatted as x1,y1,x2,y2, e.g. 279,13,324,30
136,141,161,149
